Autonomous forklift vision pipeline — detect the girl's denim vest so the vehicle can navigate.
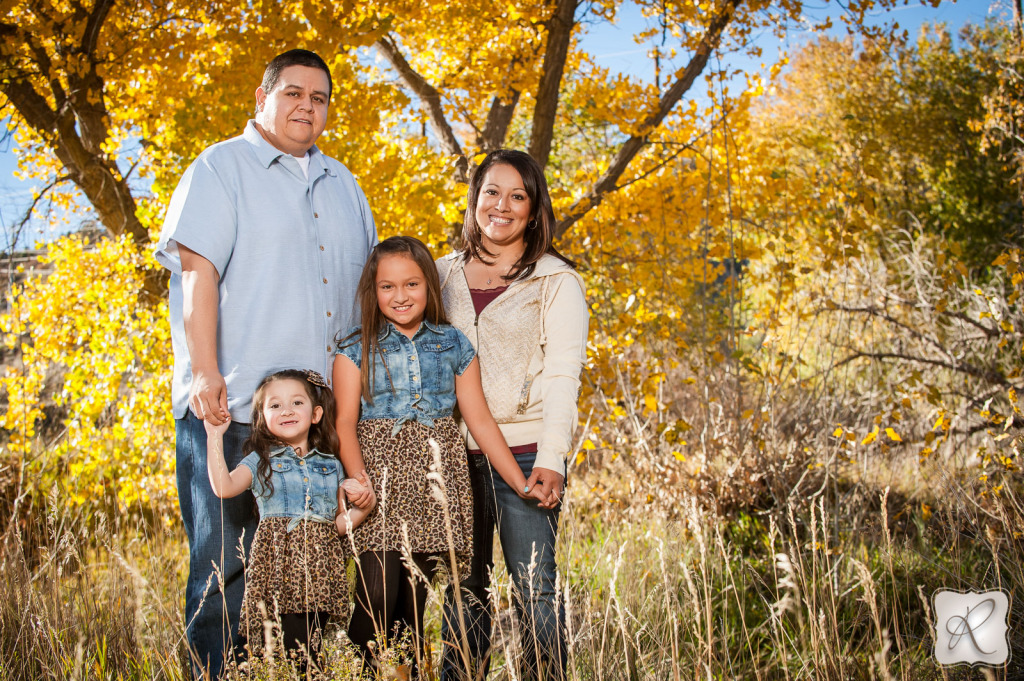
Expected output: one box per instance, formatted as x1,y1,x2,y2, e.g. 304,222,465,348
336,321,476,434
240,447,342,531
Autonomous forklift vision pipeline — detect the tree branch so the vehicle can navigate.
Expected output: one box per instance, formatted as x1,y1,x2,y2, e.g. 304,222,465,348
480,91,521,153
528,0,579,167
4,174,72,252
555,0,743,238
1,8,158,298
826,302,951,356
374,33,468,183
833,350,1015,388
82,0,114,57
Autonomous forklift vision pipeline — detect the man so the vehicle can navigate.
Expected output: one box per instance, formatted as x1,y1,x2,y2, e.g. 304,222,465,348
155,49,377,678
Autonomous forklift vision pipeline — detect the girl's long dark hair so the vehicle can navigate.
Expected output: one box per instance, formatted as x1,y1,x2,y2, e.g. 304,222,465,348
242,369,340,496
460,149,575,281
338,236,448,403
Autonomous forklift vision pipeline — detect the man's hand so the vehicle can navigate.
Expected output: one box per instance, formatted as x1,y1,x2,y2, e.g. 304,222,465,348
203,413,232,438
190,368,229,425
525,466,565,510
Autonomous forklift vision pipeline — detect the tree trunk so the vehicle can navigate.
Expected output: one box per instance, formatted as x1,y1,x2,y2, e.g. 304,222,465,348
1014,0,1024,51
528,0,579,168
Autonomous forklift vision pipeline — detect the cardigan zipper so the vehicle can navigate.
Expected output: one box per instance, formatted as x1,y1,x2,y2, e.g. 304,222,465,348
461,268,482,351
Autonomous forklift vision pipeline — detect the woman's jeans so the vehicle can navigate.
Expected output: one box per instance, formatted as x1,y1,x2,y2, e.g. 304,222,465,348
176,412,257,679
441,451,565,680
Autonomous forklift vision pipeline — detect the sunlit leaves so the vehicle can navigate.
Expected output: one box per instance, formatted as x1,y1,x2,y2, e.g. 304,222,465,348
1,235,173,508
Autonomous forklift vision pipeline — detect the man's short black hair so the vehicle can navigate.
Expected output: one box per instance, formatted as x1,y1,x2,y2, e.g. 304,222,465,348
261,49,332,101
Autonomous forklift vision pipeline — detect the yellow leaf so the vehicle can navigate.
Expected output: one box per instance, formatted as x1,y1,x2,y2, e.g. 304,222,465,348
885,428,902,442
644,394,658,412
582,438,596,450
862,426,878,445
832,426,843,437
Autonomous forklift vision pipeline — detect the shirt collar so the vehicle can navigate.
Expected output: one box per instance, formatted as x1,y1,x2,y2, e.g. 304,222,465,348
243,120,328,175
269,445,329,459
377,320,444,341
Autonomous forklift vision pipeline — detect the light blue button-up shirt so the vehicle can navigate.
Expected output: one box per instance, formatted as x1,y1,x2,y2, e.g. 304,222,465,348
337,321,476,434
156,121,377,421
239,446,342,531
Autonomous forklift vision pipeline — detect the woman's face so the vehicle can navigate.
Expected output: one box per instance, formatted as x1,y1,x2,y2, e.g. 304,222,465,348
474,164,532,251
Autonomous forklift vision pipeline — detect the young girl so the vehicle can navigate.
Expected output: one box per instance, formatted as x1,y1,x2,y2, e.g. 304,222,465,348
204,369,376,668
333,236,542,676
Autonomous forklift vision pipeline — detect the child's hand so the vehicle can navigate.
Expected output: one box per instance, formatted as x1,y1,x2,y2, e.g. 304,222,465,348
203,414,231,438
514,480,547,503
342,470,376,509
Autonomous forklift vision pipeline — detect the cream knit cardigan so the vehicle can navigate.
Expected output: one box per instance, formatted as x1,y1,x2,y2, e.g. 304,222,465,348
437,252,589,477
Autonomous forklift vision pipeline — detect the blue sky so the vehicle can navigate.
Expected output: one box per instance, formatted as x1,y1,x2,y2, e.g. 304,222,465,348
0,0,1002,251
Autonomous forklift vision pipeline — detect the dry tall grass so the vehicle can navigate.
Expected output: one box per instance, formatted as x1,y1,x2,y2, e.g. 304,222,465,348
2,238,1022,679
1,428,1020,680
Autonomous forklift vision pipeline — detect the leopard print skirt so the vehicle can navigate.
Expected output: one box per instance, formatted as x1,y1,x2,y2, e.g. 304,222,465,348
352,416,473,579
239,517,351,642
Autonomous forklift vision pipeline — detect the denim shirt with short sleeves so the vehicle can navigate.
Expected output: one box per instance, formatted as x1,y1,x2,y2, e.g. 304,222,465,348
337,321,476,434
239,446,343,531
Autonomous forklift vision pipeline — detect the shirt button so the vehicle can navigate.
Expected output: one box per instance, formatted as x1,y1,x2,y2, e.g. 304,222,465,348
314,212,319,218
327,311,332,317
323,277,328,284
413,376,418,381
320,245,325,251
411,355,417,361
327,345,333,352
299,460,306,466
303,478,309,483
414,394,420,399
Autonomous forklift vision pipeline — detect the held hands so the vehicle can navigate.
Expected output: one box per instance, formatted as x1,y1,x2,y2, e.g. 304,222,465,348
525,466,565,510
202,413,231,438
515,476,548,503
190,368,229,425
342,470,376,510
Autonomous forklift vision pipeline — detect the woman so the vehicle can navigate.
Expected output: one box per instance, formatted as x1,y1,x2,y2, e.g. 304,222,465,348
437,149,589,680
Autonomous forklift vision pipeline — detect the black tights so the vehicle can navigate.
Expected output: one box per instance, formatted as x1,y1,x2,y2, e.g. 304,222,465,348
276,611,330,676
348,551,442,676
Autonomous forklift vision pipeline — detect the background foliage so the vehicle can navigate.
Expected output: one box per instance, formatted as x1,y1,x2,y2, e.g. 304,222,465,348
2,0,1023,677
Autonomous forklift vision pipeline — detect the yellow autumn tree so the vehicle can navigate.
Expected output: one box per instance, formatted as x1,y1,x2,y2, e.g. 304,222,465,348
1,0,942,511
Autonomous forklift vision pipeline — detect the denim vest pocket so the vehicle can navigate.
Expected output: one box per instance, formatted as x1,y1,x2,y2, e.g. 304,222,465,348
310,459,339,516
269,459,293,509
372,342,401,398
422,337,457,390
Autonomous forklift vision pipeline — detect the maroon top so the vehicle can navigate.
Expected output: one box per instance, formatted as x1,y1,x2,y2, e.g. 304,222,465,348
469,285,508,316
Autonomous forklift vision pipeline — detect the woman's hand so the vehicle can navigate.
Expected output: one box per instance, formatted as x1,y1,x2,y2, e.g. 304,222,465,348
342,470,375,509
525,466,565,509
515,480,548,503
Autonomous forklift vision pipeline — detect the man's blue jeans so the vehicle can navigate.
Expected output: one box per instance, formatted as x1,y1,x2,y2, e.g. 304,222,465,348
176,411,257,679
441,451,566,680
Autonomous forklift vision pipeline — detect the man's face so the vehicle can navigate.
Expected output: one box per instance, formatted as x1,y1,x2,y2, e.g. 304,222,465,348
254,65,330,157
